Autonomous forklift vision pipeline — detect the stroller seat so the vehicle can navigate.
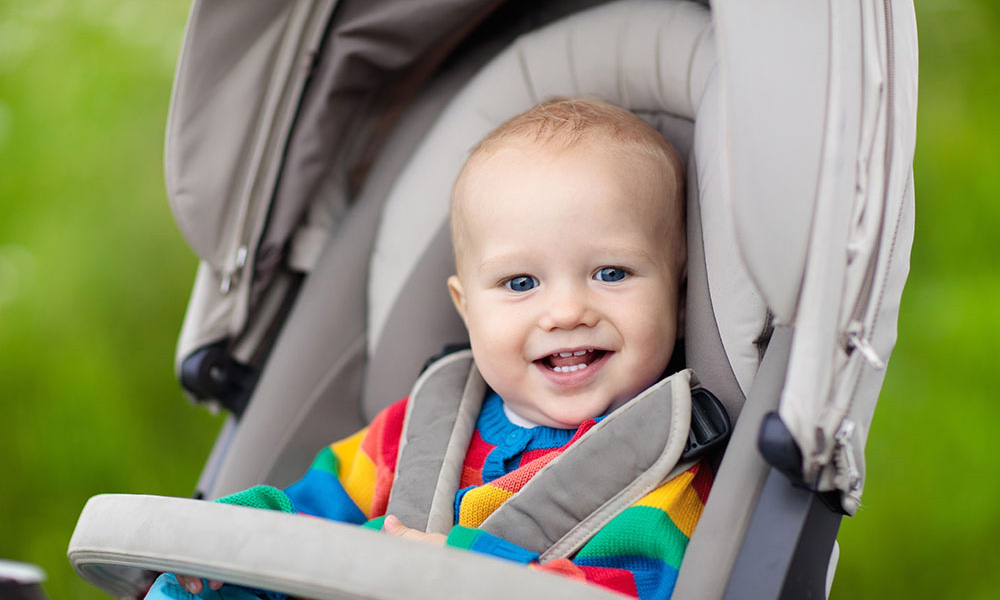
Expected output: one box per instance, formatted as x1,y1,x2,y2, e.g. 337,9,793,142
68,0,918,598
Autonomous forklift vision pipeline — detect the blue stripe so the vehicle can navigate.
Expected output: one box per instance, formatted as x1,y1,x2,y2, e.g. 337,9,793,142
284,467,367,524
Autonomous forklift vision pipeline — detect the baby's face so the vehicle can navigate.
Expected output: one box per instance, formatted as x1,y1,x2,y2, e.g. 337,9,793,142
448,143,682,428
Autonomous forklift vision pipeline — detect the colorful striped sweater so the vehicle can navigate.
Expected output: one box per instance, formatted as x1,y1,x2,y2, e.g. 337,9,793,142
220,393,712,600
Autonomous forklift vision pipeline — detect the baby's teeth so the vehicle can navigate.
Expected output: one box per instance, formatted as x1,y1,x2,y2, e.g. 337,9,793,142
573,350,588,356
558,352,574,357
553,364,589,373
556,350,591,358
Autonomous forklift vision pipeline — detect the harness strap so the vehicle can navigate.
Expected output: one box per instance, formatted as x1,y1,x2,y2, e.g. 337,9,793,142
386,350,697,560
385,351,481,533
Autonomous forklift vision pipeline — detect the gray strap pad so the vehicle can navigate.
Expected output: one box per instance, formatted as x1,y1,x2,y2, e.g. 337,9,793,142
385,350,484,533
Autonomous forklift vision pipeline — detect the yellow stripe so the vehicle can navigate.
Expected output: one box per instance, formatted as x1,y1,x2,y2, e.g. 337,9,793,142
634,468,703,538
458,485,514,528
331,430,377,516
330,429,365,471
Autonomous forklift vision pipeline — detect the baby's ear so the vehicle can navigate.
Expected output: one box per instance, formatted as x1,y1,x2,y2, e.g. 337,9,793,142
447,275,468,324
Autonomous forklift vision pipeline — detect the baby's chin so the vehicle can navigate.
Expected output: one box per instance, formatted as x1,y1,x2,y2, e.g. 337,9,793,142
530,403,622,430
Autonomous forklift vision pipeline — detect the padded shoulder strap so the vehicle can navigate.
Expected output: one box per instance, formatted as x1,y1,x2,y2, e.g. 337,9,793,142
385,350,484,533
481,370,695,560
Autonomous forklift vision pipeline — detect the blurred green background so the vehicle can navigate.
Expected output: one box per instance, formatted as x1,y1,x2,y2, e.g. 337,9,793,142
0,0,996,598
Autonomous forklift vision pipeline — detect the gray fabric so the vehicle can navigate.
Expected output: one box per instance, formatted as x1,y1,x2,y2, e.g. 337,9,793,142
688,67,769,404
69,495,624,600
684,72,746,422
165,0,330,266
712,0,829,323
821,170,917,514
363,223,468,420
673,326,792,598
264,0,505,291
386,351,481,532
483,371,693,559
204,182,383,497
740,0,917,507
202,39,490,495
425,364,488,533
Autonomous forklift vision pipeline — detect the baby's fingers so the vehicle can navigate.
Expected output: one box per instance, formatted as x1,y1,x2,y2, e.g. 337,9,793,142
174,574,224,594
382,515,447,546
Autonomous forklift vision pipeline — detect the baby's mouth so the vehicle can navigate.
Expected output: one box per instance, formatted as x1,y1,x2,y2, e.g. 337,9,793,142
540,349,608,373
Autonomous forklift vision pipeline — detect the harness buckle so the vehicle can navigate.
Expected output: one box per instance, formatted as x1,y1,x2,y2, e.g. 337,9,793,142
682,388,732,461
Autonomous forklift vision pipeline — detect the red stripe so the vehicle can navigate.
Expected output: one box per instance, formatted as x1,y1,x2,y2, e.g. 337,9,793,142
367,398,408,517
578,565,638,597
379,398,408,471
460,430,495,488
691,461,714,505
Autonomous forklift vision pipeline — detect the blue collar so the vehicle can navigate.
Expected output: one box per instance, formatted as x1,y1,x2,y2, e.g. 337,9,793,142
476,392,580,450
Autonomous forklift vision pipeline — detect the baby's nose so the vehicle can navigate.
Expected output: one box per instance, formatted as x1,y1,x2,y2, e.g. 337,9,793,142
539,289,598,330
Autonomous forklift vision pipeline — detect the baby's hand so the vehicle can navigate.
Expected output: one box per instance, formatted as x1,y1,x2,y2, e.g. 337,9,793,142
174,574,224,595
381,514,446,545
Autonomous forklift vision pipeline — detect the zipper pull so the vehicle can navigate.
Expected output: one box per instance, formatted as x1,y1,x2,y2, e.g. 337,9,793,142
219,246,249,295
846,321,885,370
834,419,862,492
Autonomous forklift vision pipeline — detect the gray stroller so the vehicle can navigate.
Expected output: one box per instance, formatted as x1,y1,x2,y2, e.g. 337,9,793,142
67,0,918,598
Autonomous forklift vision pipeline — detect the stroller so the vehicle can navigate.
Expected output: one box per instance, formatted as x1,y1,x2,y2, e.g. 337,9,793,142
67,0,918,598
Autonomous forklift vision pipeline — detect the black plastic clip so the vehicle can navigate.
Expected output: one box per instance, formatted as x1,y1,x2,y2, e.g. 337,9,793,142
682,388,732,461
180,342,259,417
758,411,849,514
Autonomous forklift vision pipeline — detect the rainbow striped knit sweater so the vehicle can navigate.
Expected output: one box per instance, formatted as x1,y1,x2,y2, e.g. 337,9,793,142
220,393,712,600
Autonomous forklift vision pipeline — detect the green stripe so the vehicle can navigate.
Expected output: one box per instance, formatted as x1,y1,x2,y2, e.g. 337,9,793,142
575,505,688,567
310,446,341,476
215,485,296,514
446,525,484,550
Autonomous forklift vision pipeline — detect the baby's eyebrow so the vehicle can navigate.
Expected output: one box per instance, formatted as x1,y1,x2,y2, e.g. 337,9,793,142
476,246,657,276
587,245,657,263
476,253,532,276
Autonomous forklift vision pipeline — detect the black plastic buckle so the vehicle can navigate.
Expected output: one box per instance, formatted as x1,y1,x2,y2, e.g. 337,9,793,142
180,342,259,417
682,388,732,461
758,411,849,515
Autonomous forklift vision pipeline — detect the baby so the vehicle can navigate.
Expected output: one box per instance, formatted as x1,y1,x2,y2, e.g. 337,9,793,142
149,97,710,600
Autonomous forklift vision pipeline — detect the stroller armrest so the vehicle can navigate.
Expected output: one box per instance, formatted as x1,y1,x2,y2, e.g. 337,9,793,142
68,494,620,600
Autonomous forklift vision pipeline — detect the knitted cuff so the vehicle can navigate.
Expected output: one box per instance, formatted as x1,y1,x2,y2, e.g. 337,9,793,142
215,485,297,514
446,525,539,564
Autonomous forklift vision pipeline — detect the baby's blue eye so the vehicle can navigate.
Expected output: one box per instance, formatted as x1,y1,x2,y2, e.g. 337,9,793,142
505,275,539,292
595,267,628,283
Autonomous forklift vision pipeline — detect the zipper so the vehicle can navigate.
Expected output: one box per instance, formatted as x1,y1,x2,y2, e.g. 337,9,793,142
840,0,896,397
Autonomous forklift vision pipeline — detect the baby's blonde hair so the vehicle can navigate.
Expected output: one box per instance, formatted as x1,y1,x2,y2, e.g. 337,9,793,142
451,97,687,276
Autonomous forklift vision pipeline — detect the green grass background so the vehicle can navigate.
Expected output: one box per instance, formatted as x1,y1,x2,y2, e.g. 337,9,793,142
0,1,996,598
